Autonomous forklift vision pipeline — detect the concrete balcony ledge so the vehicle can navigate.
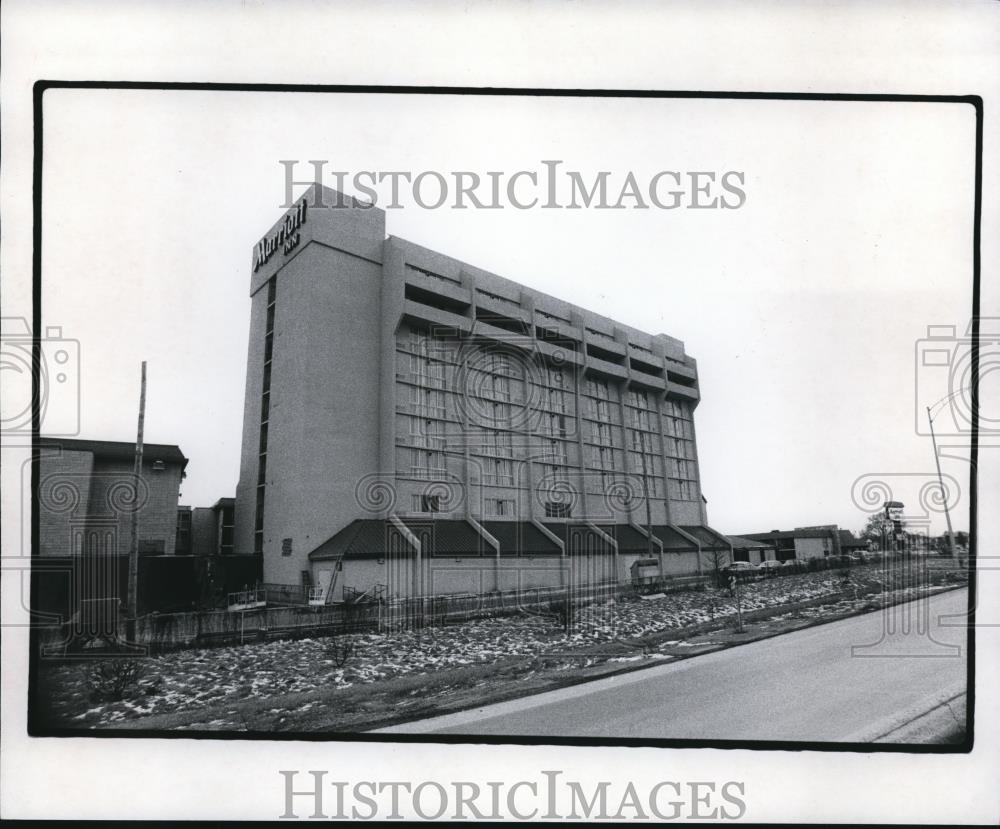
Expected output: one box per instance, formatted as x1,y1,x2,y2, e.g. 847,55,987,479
666,382,700,401
629,372,667,392
666,362,699,382
404,270,473,307
535,317,583,343
585,334,627,357
470,319,535,348
402,299,473,334
536,338,584,366
475,293,530,322
585,355,629,381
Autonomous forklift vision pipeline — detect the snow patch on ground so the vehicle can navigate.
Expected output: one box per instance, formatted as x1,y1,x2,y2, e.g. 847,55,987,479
43,566,965,727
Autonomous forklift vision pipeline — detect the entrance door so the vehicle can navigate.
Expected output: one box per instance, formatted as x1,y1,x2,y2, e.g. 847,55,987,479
315,569,335,603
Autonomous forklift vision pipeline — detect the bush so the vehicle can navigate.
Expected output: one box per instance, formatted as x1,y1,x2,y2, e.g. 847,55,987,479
85,658,147,703
327,637,356,668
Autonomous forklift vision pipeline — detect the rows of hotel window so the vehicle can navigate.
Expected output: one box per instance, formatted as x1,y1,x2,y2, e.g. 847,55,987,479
395,330,700,505
393,421,695,499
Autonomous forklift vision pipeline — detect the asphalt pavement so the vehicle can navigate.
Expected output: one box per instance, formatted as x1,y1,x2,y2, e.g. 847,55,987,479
377,587,969,742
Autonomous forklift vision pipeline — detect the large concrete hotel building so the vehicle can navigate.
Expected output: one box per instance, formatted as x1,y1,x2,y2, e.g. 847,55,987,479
235,184,732,601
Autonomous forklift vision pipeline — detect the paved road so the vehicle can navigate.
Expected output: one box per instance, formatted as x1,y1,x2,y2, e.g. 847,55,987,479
378,588,968,742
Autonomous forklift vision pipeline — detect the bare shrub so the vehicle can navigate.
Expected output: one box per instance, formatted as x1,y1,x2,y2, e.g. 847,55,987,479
85,658,146,703
327,637,356,668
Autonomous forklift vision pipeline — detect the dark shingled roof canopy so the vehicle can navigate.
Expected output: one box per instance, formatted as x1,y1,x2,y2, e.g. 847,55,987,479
309,520,730,561
679,525,732,549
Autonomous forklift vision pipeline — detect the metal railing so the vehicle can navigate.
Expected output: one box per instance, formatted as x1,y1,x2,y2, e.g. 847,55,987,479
227,588,266,608
261,583,310,605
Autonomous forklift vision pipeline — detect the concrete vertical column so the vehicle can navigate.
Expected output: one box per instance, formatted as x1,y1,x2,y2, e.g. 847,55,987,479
379,241,405,516
686,391,709,525
459,269,477,522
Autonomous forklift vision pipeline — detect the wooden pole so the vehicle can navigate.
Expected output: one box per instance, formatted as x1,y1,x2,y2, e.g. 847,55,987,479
927,407,957,557
126,361,147,642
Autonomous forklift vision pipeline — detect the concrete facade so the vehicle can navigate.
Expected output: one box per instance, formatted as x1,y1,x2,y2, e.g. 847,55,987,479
235,184,720,597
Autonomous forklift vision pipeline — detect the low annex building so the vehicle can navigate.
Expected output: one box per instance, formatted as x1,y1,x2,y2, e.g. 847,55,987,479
738,526,865,562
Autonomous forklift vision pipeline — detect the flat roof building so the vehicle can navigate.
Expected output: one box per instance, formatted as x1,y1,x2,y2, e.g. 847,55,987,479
38,437,188,558
738,527,865,562
235,185,730,601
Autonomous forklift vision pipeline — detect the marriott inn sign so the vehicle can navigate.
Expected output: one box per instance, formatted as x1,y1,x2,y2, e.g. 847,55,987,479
253,197,308,272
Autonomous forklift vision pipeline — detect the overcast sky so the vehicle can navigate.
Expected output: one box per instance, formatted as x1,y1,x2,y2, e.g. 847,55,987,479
39,89,976,536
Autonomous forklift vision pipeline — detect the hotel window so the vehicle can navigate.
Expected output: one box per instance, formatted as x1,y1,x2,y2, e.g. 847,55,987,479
481,428,512,458
487,497,514,517
469,352,512,402
542,412,568,437
410,448,446,479
589,444,615,471
667,476,698,502
629,406,650,431
541,462,568,485
592,420,612,446
544,501,572,519
482,456,514,487
586,377,610,400
411,385,447,417
490,353,512,399
410,350,445,388
590,396,610,421
547,385,567,414
549,438,568,464
487,399,511,427
628,388,649,409
409,416,443,447
411,494,440,513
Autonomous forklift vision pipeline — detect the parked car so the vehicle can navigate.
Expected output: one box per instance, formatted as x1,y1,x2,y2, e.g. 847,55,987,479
780,559,804,571
758,560,784,576
722,561,759,582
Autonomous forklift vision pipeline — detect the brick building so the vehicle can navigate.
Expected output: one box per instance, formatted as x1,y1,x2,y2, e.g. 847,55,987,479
235,184,732,601
38,437,187,558
178,498,236,557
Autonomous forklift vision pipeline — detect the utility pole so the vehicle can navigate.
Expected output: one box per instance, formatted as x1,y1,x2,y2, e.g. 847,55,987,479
127,361,147,642
927,406,957,558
